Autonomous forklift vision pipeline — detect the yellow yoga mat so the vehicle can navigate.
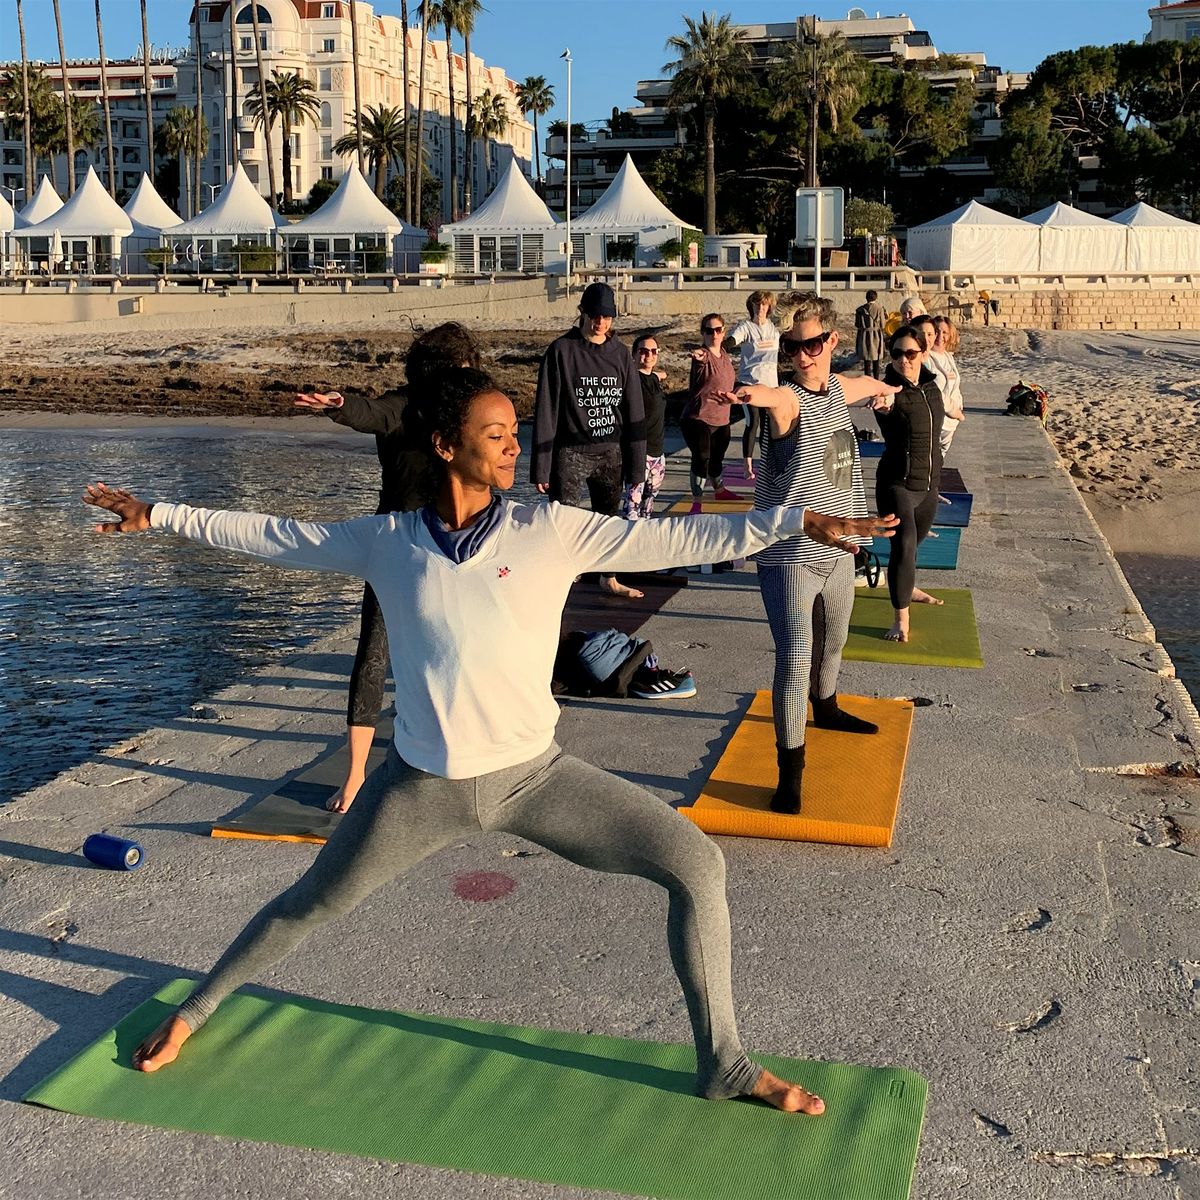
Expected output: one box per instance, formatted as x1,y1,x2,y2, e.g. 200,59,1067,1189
680,692,913,847
667,499,753,514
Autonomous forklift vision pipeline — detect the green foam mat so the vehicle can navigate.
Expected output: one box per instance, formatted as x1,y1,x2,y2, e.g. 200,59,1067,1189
25,980,928,1200
872,526,961,570
843,587,983,668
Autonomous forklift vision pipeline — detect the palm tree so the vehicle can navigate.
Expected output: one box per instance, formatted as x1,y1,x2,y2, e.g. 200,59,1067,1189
192,10,203,219
334,103,407,197
348,0,365,174
51,0,75,194
156,105,210,217
16,0,33,202
228,4,239,174
94,1,116,195
0,64,56,195
515,75,553,192
248,0,278,203
768,31,867,187
139,0,153,183
420,1,463,220
41,92,100,196
663,12,750,235
400,0,411,222
245,71,321,208
455,0,484,215
471,89,508,196
414,1,430,227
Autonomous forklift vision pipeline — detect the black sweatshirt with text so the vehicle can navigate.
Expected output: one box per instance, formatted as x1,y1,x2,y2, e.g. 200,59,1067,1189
531,328,646,486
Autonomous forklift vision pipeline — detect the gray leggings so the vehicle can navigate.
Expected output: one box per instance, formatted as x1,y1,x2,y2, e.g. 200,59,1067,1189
757,556,857,748
176,743,761,1100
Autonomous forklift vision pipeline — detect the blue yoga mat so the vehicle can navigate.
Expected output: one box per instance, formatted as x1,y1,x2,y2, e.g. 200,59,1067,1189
858,439,884,458
871,526,961,570
934,492,972,528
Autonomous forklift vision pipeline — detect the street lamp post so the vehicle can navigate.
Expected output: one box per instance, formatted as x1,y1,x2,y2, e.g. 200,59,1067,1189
560,47,572,299
201,182,222,208
0,185,21,207
804,14,818,189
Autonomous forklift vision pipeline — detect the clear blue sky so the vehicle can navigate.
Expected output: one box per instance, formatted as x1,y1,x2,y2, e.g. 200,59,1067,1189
1,0,1149,131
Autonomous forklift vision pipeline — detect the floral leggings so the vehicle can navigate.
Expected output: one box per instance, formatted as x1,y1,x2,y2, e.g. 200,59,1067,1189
620,454,667,520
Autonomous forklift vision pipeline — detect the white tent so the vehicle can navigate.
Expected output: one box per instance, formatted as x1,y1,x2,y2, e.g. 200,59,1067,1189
0,190,15,276
906,201,1041,273
168,163,286,271
1110,202,1200,273
1023,202,1127,273
122,173,183,275
441,158,562,274
11,166,132,273
19,176,63,225
571,154,699,268
280,166,425,273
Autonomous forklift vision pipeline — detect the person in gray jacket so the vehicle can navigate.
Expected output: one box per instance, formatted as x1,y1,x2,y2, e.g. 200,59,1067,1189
854,290,886,379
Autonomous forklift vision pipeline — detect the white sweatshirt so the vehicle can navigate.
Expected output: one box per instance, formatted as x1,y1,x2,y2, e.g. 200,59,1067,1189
150,499,809,778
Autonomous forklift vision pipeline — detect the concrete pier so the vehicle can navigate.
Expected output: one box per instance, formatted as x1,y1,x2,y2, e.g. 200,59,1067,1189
1,380,1197,1199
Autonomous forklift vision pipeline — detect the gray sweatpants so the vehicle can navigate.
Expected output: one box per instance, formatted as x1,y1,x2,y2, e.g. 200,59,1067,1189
176,743,762,1100
757,556,857,748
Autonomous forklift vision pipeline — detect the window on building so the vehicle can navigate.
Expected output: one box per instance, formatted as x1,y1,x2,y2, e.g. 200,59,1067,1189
3,149,20,166
499,236,519,272
236,4,272,23
320,134,332,160
240,36,253,51
122,120,140,139
323,38,336,53
122,147,141,163
319,68,333,92
240,130,255,150
323,3,336,16
478,236,496,272
4,173,22,190
291,133,300,159
321,166,333,180
1186,20,1200,39
320,102,332,128
123,171,141,189
154,75,172,89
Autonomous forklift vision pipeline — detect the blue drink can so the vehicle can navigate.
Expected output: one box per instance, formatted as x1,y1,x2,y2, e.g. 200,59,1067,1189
82,834,145,871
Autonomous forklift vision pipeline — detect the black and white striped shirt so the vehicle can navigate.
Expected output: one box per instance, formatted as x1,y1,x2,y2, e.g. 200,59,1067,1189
753,375,868,566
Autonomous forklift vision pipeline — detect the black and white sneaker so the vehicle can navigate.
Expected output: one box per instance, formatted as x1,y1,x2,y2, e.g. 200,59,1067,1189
630,669,697,700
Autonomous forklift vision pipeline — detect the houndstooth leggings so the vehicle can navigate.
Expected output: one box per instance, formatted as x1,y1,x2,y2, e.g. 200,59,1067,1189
757,555,857,748
174,742,763,1101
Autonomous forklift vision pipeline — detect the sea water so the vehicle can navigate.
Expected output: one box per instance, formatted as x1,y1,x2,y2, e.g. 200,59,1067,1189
0,427,537,803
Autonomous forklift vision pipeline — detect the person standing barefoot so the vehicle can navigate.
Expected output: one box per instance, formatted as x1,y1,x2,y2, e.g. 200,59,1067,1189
88,369,894,1112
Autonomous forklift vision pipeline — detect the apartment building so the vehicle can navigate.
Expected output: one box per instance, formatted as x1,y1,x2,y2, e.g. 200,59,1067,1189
1147,0,1200,42
0,53,178,205
546,9,1029,218
177,0,533,221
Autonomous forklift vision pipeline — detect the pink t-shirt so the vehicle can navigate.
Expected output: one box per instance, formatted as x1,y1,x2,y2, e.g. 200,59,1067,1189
685,349,736,426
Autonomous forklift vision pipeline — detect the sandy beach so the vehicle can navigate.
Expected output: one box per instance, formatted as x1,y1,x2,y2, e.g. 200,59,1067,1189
3,316,1198,557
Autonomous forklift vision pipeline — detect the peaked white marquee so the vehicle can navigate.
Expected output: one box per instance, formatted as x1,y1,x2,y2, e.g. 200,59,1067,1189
18,176,65,226
172,163,286,237
123,173,183,231
572,155,697,231
442,158,559,233
282,166,421,238
13,166,133,240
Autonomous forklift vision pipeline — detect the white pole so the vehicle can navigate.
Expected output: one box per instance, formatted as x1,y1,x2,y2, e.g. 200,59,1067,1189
814,191,823,298
561,48,572,300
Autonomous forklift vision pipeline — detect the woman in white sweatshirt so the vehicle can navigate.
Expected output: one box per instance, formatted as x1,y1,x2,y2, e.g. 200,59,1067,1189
85,368,895,1117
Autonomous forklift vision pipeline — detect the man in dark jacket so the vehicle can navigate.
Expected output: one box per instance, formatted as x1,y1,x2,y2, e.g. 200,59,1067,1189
533,281,647,597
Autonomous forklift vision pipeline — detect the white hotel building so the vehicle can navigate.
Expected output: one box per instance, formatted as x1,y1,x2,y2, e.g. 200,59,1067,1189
2,0,533,224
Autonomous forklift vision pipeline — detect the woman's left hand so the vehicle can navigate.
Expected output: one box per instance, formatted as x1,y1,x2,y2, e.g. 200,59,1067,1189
802,510,899,553
689,348,707,362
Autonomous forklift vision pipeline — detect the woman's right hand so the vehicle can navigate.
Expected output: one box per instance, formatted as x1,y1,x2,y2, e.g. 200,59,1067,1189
83,483,154,534
802,510,899,553
294,391,344,411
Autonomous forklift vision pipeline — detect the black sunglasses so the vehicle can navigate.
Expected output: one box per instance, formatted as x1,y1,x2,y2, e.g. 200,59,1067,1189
780,331,832,357
702,325,724,334
637,347,659,354
890,347,922,361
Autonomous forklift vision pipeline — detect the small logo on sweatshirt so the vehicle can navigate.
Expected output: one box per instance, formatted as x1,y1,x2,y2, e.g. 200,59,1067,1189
497,566,511,578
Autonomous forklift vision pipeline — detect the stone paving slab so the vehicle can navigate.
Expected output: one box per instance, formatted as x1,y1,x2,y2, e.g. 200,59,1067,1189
1,384,1198,1199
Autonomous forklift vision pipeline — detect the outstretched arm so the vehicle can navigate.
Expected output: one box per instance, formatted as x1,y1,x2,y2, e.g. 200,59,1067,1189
552,501,898,576
837,373,900,408
295,389,408,436
83,482,380,578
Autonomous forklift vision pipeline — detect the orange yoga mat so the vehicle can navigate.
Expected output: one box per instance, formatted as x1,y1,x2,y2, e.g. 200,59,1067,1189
680,692,913,846
666,499,753,514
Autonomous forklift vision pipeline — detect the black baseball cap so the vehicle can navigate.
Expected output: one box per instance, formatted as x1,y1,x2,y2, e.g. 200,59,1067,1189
579,282,617,317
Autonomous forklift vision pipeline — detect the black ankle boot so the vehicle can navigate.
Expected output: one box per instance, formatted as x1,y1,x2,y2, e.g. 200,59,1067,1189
810,693,878,735
769,745,805,814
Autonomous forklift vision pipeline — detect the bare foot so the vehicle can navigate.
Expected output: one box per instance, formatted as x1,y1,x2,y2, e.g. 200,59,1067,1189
325,773,365,813
751,1067,826,1115
600,575,644,600
911,588,943,605
133,1014,192,1072
884,610,910,642
743,459,756,481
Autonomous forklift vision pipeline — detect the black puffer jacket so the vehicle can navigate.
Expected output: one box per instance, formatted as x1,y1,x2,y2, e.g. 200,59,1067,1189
875,365,945,493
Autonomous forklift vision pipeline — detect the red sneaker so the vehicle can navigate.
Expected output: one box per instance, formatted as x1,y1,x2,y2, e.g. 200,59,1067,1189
713,488,743,502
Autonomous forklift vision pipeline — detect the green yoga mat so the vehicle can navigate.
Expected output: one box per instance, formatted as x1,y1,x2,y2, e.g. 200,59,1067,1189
25,980,928,1200
843,587,983,668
